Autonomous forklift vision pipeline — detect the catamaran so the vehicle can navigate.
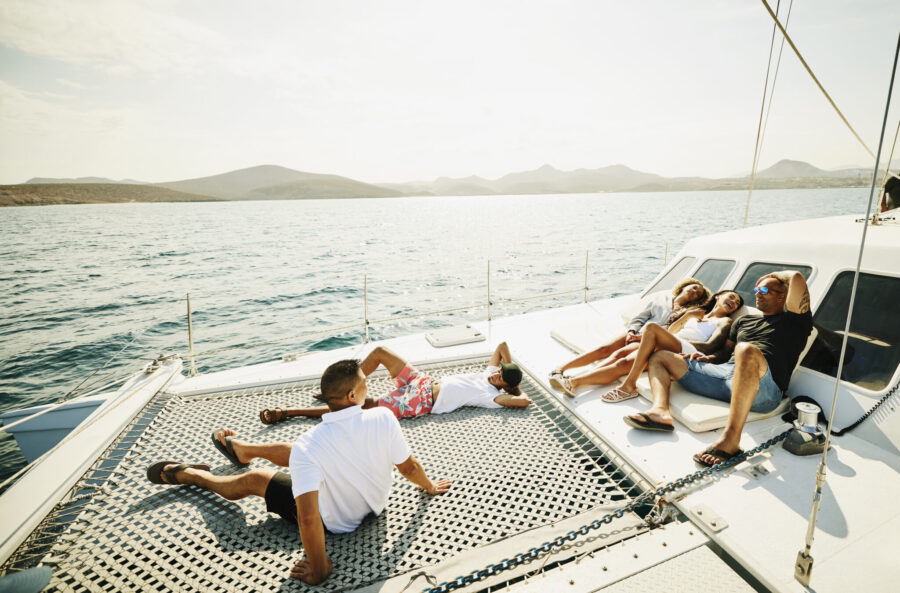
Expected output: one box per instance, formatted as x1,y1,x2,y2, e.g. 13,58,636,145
1,3,898,592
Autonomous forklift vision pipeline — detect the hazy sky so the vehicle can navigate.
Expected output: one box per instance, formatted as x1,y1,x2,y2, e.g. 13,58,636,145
1,0,898,185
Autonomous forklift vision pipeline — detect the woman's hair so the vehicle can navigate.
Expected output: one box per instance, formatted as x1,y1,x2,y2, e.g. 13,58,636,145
702,290,744,314
671,277,711,308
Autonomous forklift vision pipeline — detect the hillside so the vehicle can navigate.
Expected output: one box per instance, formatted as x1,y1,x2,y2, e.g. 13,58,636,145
0,184,220,207
251,178,402,200
154,164,404,199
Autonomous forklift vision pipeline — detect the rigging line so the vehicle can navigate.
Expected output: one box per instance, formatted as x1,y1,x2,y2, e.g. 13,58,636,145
759,0,875,160
758,0,794,170
743,0,784,228
796,30,899,585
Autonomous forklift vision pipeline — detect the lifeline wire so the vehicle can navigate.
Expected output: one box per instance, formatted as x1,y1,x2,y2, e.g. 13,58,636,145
795,29,900,586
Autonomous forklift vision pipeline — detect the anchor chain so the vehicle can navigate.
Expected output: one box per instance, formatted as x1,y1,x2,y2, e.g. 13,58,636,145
423,428,792,593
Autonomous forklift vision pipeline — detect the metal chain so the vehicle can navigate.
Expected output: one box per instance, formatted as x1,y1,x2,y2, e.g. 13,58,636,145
423,428,791,593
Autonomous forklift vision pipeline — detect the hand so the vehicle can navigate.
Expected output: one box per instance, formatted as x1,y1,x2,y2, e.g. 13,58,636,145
681,352,710,362
290,557,332,584
624,332,641,344
421,479,452,495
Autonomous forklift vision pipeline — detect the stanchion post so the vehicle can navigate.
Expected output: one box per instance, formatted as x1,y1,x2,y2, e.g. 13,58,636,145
584,250,590,303
487,260,492,322
664,241,669,266
186,293,198,377
364,274,370,343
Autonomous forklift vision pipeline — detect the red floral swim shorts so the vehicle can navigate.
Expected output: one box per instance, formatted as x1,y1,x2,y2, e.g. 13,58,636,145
377,365,434,418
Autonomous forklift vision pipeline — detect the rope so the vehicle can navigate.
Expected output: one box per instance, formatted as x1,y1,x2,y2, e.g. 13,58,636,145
744,0,784,228
0,360,180,492
186,322,364,359
1,329,147,435
796,29,900,582
759,0,876,161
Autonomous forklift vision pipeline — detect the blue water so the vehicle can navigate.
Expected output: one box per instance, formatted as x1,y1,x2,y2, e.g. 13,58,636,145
0,188,872,479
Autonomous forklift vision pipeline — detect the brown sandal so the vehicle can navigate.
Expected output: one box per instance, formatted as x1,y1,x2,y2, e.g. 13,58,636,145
259,408,287,425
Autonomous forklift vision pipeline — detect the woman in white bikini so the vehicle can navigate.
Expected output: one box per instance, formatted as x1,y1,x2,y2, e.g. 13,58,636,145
606,289,744,402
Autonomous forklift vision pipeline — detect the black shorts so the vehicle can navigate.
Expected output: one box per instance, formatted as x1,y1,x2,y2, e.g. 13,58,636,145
264,471,297,525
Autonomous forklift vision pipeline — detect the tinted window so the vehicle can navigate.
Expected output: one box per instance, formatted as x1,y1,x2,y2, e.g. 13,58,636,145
734,262,813,306
646,257,696,294
692,259,736,292
801,272,900,390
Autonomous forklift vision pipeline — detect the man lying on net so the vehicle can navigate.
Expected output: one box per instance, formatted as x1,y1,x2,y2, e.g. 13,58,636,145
146,358,450,585
258,341,531,424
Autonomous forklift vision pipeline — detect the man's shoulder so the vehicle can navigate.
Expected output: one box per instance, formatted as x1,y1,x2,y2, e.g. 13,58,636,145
361,406,402,429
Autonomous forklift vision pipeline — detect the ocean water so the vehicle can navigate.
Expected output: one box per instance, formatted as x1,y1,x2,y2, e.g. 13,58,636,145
0,188,873,480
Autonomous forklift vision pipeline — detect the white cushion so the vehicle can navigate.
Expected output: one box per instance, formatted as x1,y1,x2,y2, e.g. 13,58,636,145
550,316,628,354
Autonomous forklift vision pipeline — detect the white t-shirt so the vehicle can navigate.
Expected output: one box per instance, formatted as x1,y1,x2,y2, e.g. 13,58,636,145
289,405,411,534
430,365,505,415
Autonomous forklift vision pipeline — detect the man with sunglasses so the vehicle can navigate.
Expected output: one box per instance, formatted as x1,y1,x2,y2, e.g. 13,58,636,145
624,271,812,467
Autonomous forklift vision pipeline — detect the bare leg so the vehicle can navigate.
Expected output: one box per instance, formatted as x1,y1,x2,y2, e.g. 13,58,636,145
569,344,639,389
215,429,292,467
360,345,408,378
696,344,767,464
558,333,628,373
163,464,275,500
625,350,688,427
619,323,684,393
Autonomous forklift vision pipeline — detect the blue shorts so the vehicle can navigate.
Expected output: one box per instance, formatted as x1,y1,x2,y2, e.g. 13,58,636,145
677,360,783,413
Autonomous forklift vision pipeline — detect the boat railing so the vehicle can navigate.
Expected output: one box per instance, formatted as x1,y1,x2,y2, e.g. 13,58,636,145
182,252,620,375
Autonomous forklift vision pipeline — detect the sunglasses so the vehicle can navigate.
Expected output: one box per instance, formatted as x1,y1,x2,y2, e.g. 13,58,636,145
754,286,778,295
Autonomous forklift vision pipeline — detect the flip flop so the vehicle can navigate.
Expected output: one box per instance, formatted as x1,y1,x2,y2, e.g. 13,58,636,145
146,461,210,485
556,376,578,398
259,408,287,425
211,430,248,467
602,386,639,403
623,412,674,432
692,447,745,468
548,372,565,392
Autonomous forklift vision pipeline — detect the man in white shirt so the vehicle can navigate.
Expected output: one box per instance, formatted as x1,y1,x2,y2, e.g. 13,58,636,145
258,342,531,424
146,358,450,585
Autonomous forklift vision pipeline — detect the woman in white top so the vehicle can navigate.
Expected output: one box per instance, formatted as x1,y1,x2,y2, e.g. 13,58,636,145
259,342,531,424
607,290,744,402
550,278,710,398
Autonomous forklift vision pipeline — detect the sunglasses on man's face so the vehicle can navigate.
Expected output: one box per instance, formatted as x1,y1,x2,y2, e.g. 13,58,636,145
754,286,777,295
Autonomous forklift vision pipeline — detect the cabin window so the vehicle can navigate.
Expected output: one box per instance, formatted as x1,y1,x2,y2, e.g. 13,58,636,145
645,257,696,294
733,262,813,306
692,259,736,292
801,272,900,391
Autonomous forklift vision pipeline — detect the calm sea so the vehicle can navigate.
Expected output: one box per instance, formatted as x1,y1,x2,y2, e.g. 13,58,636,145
0,188,873,479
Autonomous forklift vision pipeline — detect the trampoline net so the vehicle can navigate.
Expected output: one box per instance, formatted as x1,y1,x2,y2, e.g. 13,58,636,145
3,359,639,592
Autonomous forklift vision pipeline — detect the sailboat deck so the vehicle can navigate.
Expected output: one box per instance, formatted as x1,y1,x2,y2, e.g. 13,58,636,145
4,359,642,592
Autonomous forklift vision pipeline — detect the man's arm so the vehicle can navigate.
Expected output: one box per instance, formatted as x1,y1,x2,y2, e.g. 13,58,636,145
494,394,532,408
290,492,332,585
490,341,512,367
686,339,735,364
690,319,733,355
396,455,451,495
762,270,810,313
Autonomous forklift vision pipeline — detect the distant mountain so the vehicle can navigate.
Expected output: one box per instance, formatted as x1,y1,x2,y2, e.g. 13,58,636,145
389,163,668,195
25,176,147,185
156,164,403,200
0,183,220,207
251,178,401,200
10,157,884,208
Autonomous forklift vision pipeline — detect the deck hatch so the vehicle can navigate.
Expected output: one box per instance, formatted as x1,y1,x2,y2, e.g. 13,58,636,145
2,358,641,592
